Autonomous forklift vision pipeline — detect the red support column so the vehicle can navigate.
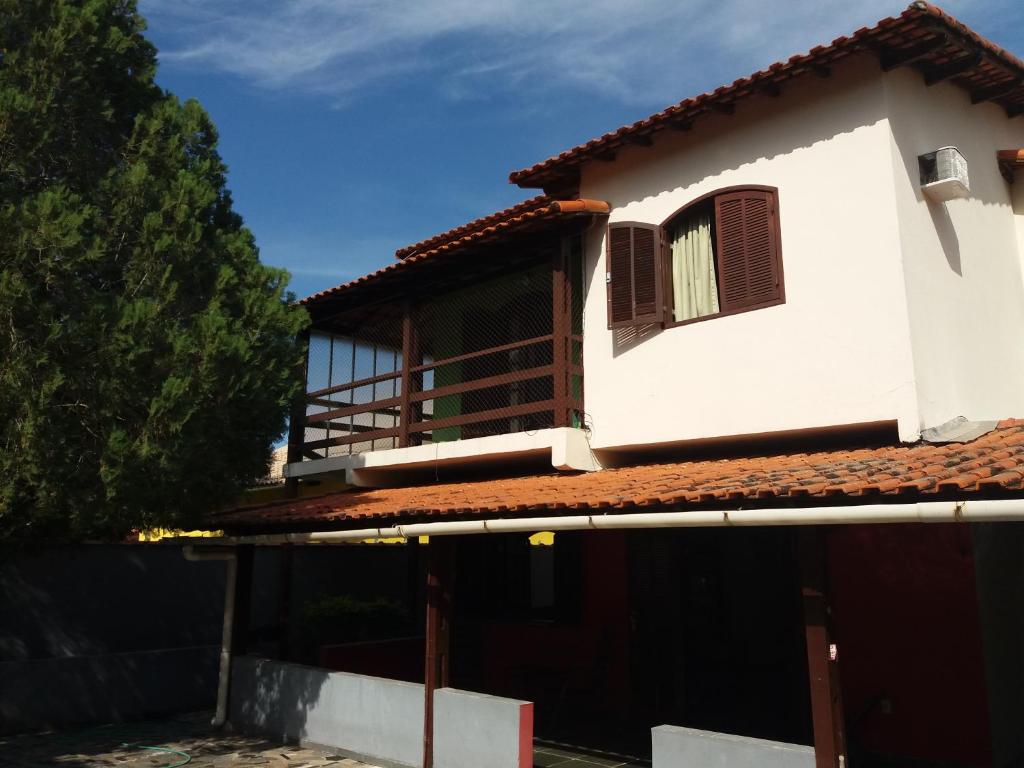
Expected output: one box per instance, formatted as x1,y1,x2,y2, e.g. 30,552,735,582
798,527,847,768
423,537,455,768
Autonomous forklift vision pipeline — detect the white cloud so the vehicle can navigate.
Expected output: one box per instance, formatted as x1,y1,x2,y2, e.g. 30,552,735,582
142,0,995,108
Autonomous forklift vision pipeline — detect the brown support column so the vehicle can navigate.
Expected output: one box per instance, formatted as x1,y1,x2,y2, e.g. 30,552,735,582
423,537,455,768
399,302,421,448
285,329,310,498
798,527,847,768
552,245,569,428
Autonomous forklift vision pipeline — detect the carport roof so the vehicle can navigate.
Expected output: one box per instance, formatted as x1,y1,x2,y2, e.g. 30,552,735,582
212,419,1024,533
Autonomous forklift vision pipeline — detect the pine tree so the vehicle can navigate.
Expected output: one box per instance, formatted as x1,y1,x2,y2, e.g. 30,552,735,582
0,0,309,542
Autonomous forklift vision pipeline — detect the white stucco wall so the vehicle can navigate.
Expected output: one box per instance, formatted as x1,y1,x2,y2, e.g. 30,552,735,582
883,68,1024,431
578,56,922,450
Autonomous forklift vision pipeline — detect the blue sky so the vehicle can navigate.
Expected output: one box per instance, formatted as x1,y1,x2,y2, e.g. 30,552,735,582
140,0,1022,301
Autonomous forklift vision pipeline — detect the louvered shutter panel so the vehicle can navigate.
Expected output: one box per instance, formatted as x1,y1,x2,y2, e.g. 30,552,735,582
714,189,781,311
606,223,664,328
607,226,634,327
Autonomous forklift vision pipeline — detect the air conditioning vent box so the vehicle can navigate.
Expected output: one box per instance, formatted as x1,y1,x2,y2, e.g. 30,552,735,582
919,146,969,202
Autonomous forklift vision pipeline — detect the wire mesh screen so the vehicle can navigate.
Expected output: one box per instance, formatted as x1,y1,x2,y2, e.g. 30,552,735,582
299,234,585,460
304,311,405,458
413,256,555,444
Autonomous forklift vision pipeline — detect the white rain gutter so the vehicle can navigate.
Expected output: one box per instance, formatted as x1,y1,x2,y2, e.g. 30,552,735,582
183,545,237,727
203,498,1024,548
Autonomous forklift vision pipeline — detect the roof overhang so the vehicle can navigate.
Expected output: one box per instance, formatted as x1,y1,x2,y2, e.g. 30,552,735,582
210,419,1024,536
301,198,609,328
509,2,1024,191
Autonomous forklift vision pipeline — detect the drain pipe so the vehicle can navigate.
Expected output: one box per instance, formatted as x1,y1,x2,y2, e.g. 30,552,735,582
183,544,237,727
200,498,1024,547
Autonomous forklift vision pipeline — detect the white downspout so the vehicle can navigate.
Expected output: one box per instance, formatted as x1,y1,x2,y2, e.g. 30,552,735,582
183,544,237,728
195,498,1024,548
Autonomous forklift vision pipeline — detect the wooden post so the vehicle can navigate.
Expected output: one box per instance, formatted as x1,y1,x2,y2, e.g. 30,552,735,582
285,329,310,498
798,527,847,768
399,302,421,448
423,537,455,768
552,245,569,428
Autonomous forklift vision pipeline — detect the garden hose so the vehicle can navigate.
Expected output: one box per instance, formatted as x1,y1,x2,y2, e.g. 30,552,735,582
121,743,192,767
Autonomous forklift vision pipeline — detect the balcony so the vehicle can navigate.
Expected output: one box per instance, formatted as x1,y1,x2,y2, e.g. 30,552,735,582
289,233,587,483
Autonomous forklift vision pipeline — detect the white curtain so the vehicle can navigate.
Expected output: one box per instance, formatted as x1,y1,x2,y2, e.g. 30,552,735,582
671,213,719,322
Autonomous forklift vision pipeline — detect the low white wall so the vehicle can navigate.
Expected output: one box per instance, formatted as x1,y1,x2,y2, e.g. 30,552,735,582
230,655,425,768
652,725,814,768
433,687,533,768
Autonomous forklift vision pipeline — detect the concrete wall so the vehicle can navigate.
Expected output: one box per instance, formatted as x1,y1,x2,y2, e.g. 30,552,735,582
883,68,1024,431
827,524,992,765
433,687,532,768
230,655,425,768
652,725,814,768
578,54,921,449
230,658,536,768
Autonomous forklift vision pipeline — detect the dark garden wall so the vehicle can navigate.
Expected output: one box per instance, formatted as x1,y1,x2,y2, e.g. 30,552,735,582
0,542,416,734
0,543,227,733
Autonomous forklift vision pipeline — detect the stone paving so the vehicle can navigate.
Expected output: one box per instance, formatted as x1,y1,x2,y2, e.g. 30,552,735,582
0,713,380,768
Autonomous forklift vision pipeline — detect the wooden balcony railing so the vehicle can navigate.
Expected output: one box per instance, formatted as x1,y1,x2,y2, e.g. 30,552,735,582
289,250,583,463
298,333,581,458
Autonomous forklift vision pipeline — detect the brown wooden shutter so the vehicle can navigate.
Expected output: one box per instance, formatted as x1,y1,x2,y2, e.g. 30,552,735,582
606,223,664,329
714,189,782,312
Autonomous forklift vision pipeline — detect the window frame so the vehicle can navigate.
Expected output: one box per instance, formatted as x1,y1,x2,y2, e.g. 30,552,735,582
659,184,786,329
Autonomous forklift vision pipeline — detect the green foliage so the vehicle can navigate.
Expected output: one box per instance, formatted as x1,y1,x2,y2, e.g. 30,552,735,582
0,0,309,542
300,594,412,645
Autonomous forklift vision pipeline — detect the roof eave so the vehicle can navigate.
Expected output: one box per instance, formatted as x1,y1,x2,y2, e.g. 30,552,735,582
509,2,1024,190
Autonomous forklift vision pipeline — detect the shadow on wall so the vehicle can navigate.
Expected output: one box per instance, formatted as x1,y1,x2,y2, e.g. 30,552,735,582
231,657,331,744
928,201,962,275
231,655,427,767
612,323,662,357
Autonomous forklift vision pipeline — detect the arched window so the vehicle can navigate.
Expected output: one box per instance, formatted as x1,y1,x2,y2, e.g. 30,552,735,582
605,186,784,329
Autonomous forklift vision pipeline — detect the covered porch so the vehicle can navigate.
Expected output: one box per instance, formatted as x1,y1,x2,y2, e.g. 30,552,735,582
198,420,1024,768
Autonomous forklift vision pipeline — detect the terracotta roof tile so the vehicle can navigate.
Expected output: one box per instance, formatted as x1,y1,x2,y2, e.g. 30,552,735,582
510,2,1024,189
302,198,610,307
212,422,1024,531
394,196,552,260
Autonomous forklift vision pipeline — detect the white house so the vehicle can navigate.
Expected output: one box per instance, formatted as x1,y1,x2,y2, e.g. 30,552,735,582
205,5,1024,768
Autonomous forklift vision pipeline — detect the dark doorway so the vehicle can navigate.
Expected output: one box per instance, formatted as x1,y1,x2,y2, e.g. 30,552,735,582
449,528,811,760
628,527,812,747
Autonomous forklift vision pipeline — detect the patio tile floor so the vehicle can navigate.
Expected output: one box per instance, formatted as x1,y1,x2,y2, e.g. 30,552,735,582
0,713,378,768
